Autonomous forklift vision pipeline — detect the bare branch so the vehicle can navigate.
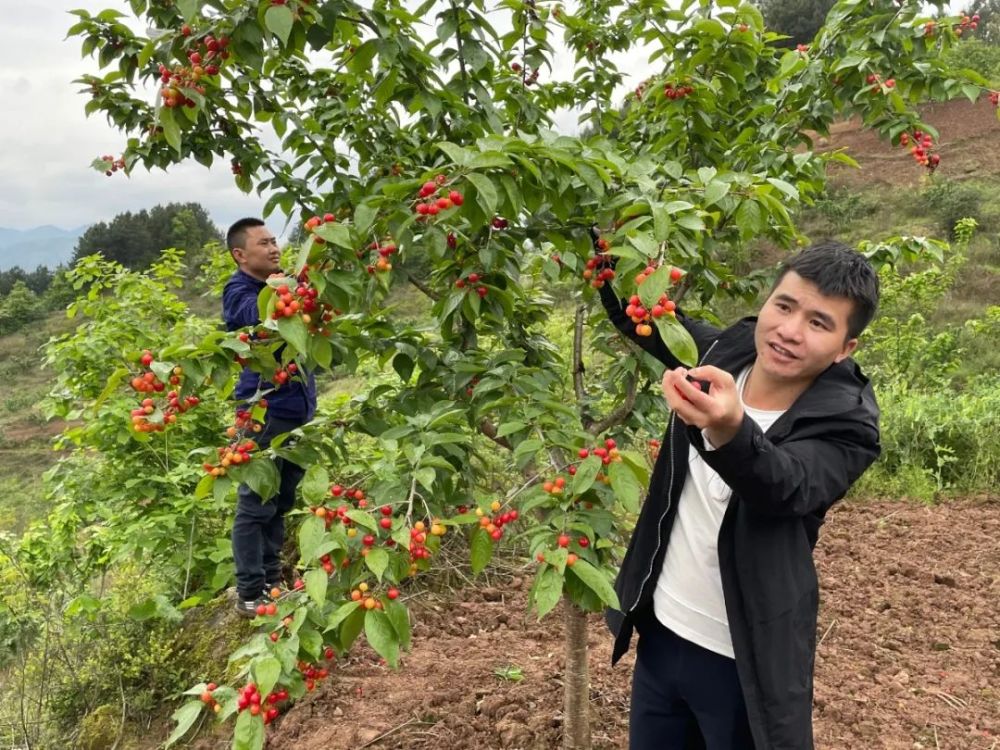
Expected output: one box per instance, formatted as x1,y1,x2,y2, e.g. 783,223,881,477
407,274,440,302
478,418,512,450
589,362,641,436
573,304,587,403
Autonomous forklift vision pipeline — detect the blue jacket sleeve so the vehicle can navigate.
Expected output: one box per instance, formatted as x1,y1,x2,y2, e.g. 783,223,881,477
223,279,262,330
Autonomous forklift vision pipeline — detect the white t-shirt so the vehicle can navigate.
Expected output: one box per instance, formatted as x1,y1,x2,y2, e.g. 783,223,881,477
652,366,785,658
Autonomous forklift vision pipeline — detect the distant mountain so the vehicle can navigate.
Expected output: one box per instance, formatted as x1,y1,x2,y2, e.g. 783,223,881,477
0,226,87,271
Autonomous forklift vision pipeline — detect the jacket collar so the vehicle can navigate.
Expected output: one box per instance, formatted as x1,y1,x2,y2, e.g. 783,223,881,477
232,267,267,288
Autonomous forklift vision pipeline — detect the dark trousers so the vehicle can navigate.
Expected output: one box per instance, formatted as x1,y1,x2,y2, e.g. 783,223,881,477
231,416,305,600
630,610,755,750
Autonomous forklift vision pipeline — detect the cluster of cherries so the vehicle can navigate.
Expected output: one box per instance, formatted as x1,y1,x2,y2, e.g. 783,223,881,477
99,154,126,177
455,271,488,298
625,291,677,337
511,62,541,85
235,682,285,725
129,350,200,432
272,361,298,387
663,82,695,100
865,73,896,94
414,176,464,216
989,91,999,108
157,29,231,108
298,658,332,693
202,440,256,477
270,279,321,322
899,130,940,171
348,580,400,610
535,532,591,567
955,13,980,36
582,235,616,288
476,500,519,542
363,239,398,274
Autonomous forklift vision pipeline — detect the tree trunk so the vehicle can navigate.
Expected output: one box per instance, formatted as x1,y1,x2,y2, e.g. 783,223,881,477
563,598,592,750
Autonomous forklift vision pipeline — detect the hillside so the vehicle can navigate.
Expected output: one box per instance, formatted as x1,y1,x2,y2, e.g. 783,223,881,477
819,98,1000,188
0,225,83,270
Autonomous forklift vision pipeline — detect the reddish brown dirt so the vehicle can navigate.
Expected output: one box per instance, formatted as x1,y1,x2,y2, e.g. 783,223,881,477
819,99,1000,189
188,499,999,750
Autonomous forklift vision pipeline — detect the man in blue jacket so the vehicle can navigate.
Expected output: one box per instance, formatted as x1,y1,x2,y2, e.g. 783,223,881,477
599,240,881,749
223,217,317,617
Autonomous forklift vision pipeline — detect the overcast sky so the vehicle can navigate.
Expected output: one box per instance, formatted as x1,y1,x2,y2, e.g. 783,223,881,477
0,1,659,235
0,2,965,234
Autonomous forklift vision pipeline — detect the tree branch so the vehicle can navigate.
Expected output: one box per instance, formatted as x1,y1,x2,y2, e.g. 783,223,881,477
407,274,440,302
572,303,587,403
478,418,512,450
450,1,471,107
588,362,641,435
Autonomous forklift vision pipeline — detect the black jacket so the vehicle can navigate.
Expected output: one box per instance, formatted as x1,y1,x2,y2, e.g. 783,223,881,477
600,285,880,750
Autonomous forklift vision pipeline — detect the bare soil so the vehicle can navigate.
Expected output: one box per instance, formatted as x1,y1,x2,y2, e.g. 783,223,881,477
819,98,1000,189
182,498,1000,750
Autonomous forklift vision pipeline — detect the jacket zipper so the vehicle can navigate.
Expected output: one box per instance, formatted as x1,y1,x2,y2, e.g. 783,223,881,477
628,339,720,613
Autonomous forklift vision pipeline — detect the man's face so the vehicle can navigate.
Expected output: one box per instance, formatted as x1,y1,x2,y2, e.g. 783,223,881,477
754,271,859,387
232,226,280,280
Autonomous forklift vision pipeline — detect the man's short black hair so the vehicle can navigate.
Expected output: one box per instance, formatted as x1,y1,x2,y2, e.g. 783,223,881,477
773,240,880,339
226,217,266,254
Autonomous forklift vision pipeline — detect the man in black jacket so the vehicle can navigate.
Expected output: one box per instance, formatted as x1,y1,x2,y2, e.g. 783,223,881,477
599,241,881,750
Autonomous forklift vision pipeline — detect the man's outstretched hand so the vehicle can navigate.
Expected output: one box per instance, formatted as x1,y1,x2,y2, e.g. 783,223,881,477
662,366,744,448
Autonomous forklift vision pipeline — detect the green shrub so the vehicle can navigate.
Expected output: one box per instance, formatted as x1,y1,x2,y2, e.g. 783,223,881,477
920,180,986,237
857,377,1000,498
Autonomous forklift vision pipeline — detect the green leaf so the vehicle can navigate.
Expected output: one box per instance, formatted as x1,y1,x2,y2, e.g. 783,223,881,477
264,4,294,46
414,466,435,492
252,656,281,701
233,707,265,750
353,203,377,236
194,473,214,500
651,203,670,242
533,566,563,619
608,461,642,514
469,527,493,575
165,701,202,747
326,600,360,630
159,107,182,155
653,315,699,367
298,515,325,563
176,0,200,21
276,315,309,358
384,599,411,650
513,438,542,467
240,459,280,501
496,421,528,437
571,455,602,496
465,172,498,216
703,181,730,207
298,626,323,660
364,609,400,667
300,464,329,505
766,177,799,201
436,142,471,166
313,222,354,250
364,547,389,581
567,559,620,610
345,509,377,531
304,568,328,605
637,265,671,311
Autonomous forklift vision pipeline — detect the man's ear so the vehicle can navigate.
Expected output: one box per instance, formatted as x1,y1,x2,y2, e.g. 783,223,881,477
230,247,244,265
834,337,858,363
